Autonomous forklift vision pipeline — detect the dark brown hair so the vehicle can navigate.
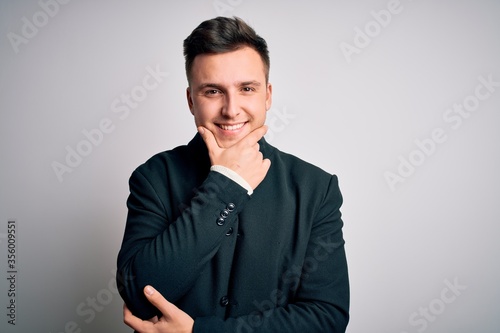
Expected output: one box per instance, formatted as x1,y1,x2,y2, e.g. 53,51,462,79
183,16,270,84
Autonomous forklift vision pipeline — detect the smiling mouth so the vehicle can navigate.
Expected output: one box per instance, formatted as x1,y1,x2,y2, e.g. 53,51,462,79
217,122,246,131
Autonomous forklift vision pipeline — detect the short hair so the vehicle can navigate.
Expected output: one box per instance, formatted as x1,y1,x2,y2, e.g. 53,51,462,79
183,16,270,84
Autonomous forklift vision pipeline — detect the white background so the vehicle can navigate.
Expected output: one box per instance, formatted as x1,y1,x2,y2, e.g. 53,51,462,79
1,0,499,332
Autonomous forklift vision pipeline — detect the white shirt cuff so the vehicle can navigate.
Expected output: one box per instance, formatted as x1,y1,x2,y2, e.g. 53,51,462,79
210,165,253,195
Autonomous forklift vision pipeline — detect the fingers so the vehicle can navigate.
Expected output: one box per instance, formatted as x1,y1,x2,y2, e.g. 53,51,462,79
143,286,177,320
198,126,220,151
239,125,268,148
123,287,193,333
123,303,149,330
122,286,172,329
262,158,271,173
198,125,270,188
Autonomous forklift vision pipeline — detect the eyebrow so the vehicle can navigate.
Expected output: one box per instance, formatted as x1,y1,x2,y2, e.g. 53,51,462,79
196,80,261,90
238,80,261,87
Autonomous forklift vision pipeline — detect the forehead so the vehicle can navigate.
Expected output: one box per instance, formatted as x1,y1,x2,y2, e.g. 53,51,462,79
190,47,266,85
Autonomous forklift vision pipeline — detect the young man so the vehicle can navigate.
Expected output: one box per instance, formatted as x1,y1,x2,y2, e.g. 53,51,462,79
117,16,349,333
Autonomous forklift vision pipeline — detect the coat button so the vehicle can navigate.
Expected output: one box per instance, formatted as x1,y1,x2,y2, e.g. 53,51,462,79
220,296,229,307
220,209,230,218
225,227,233,236
216,218,225,226
227,203,235,211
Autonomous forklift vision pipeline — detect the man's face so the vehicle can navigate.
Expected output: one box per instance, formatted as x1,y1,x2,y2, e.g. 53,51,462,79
187,46,272,148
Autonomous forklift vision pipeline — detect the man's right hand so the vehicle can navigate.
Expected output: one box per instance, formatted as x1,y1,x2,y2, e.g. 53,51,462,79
198,125,271,190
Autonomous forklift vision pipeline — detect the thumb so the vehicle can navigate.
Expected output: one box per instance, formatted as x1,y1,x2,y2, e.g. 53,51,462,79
198,126,221,152
143,285,176,320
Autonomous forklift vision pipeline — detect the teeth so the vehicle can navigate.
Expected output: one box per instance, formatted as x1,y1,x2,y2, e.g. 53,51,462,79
219,123,245,131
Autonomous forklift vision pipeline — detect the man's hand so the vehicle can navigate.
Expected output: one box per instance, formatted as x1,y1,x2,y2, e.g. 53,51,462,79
123,286,194,333
198,125,271,189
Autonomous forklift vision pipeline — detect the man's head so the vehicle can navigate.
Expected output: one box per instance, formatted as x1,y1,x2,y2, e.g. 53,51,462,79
184,17,272,149
183,16,270,85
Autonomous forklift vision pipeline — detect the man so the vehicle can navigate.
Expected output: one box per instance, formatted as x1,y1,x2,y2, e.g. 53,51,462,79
117,16,349,332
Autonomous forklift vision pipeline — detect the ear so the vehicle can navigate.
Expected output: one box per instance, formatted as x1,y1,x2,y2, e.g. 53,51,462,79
265,82,273,111
186,87,194,114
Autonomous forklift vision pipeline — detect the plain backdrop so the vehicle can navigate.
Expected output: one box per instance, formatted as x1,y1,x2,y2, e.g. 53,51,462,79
1,1,499,332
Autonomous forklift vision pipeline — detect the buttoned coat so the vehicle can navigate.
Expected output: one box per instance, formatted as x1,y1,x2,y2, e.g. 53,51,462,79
117,133,349,332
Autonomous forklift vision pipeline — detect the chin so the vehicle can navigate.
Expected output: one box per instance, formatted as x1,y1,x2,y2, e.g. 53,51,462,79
216,138,238,149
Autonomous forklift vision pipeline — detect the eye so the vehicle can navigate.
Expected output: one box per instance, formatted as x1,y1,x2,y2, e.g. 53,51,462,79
241,87,255,93
204,89,221,96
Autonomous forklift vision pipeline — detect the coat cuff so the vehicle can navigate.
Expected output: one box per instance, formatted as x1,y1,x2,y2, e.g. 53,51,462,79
210,165,253,195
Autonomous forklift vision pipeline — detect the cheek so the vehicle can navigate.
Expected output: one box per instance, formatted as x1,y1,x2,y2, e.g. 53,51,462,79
192,111,206,125
192,103,216,124
252,101,268,121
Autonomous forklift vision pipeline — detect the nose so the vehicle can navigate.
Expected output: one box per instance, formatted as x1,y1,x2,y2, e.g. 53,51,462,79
221,93,240,118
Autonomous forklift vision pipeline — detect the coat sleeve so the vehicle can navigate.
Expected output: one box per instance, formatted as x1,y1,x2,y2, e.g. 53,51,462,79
116,167,250,320
193,174,350,333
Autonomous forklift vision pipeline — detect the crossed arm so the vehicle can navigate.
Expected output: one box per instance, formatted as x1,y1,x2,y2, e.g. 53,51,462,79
118,126,349,332
120,126,270,332
123,286,194,333
120,174,349,333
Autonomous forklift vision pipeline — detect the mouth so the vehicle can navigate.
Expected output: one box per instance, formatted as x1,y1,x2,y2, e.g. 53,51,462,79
216,122,246,131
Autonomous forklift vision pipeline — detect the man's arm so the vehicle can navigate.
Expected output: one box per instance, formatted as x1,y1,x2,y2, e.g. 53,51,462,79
117,126,271,320
123,175,349,333
117,167,250,320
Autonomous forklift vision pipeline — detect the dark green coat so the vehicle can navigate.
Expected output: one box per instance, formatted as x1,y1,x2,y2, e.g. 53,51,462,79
117,134,349,332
